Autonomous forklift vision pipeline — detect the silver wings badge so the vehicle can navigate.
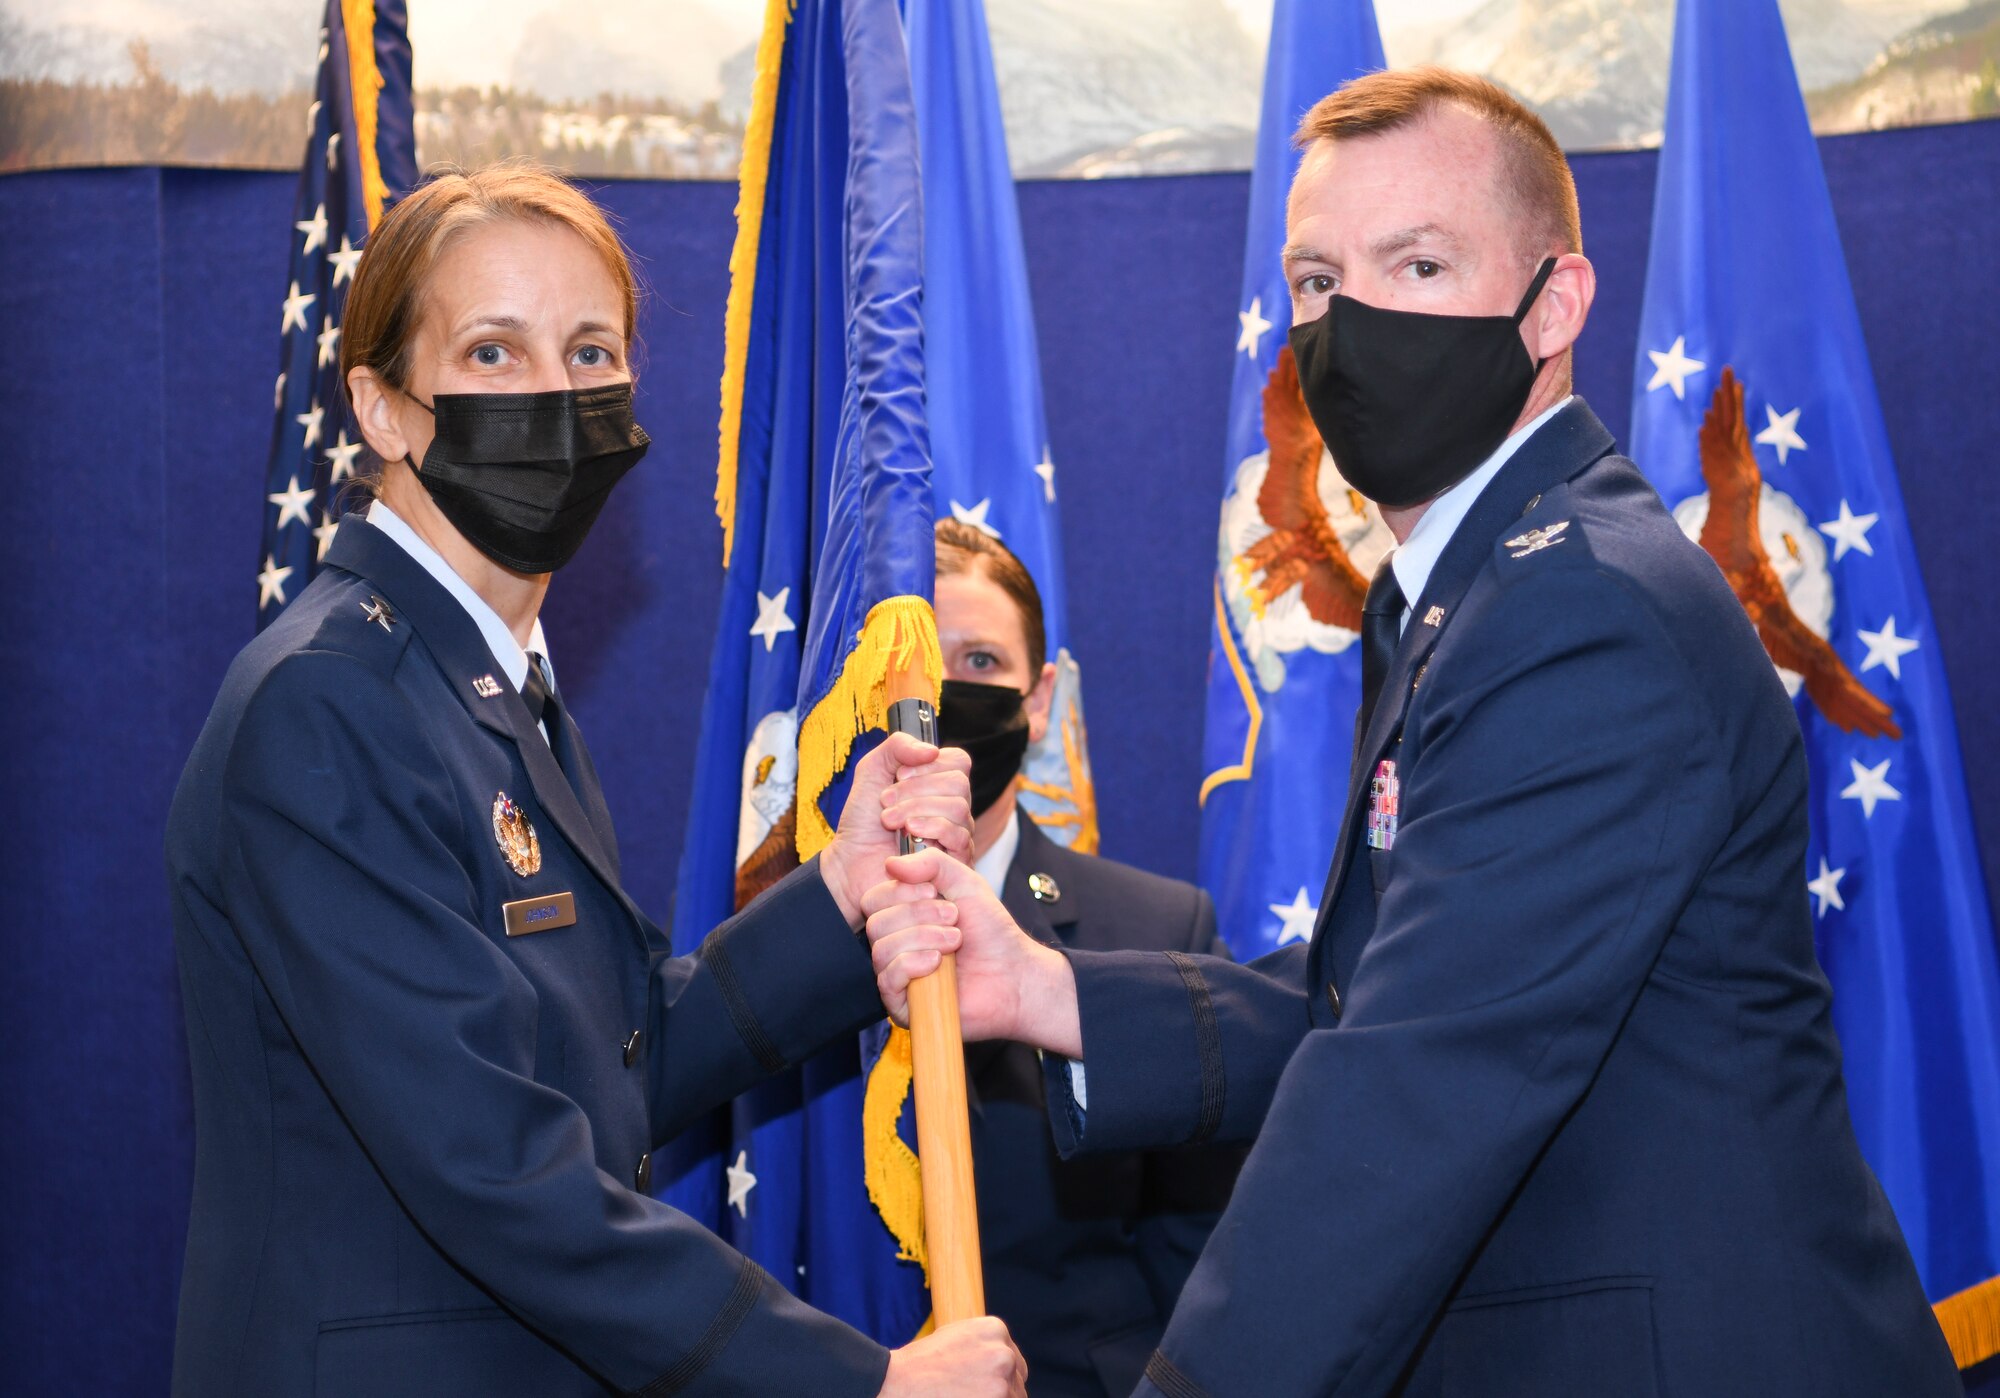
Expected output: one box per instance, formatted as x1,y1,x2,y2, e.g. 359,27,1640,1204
1505,520,1570,559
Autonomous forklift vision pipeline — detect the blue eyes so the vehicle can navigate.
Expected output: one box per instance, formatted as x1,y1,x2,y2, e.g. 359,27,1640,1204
466,343,616,368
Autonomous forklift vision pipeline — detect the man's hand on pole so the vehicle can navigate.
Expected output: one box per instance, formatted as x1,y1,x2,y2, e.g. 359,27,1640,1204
862,847,1083,1060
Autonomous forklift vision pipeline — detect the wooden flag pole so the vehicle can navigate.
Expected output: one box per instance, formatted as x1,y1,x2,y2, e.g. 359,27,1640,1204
886,657,985,1327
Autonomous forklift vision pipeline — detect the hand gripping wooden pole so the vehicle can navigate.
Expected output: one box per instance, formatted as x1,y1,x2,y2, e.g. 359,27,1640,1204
884,670,986,1326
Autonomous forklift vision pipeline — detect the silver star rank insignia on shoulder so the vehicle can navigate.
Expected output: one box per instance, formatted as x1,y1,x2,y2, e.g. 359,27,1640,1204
360,594,396,631
1505,520,1570,558
492,792,542,877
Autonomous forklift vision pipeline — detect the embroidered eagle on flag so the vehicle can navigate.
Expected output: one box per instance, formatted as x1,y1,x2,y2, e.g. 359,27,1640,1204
1695,366,1899,739
1239,346,1371,630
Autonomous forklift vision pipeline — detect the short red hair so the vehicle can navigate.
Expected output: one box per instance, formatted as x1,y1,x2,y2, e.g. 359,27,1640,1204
1295,66,1582,261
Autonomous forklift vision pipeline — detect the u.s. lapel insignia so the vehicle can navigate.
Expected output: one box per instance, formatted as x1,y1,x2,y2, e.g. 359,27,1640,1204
1423,605,1446,627
360,594,396,631
492,792,542,877
1505,520,1570,559
472,674,502,699
1028,872,1061,904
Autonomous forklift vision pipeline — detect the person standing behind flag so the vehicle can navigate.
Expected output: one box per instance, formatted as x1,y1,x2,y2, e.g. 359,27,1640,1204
934,519,1243,1398
864,69,1960,1396
167,165,1024,1398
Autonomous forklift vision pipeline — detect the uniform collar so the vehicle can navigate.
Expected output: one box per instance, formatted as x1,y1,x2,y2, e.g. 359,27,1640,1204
321,516,632,925
972,804,1023,894
366,500,551,693
1388,395,1573,625
997,813,1080,940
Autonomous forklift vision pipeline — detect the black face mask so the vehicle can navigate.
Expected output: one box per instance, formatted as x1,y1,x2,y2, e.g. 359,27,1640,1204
1287,257,1556,509
937,679,1032,818
403,383,651,574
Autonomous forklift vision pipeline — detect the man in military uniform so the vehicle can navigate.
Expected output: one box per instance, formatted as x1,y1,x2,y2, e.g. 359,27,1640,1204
863,67,1959,1398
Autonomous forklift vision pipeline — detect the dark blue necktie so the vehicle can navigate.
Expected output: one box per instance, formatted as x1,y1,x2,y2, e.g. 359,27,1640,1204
1357,557,1406,747
520,651,557,738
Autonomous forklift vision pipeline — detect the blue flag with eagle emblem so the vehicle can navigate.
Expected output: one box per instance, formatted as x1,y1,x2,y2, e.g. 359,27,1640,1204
670,0,934,1345
1631,0,2000,1368
1198,0,1385,959
256,0,415,627
908,0,1097,855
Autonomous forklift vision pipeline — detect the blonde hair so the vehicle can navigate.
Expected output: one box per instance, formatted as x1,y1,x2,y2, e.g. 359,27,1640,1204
340,163,640,398
1295,66,1581,262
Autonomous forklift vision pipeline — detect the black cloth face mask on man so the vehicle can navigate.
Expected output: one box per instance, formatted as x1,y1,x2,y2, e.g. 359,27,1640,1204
937,679,1033,818
402,382,652,574
1287,256,1557,509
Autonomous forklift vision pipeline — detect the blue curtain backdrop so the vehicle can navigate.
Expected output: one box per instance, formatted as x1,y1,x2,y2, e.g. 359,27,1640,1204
2,119,1997,1392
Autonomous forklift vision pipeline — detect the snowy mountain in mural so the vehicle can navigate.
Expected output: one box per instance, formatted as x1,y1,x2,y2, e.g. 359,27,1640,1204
2,0,1993,175
984,0,1261,175
1390,0,1966,150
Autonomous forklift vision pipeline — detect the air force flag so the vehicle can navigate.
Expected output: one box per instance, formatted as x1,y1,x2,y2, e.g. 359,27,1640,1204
674,0,936,1345
1199,0,1387,958
1632,0,2000,1367
909,0,1097,853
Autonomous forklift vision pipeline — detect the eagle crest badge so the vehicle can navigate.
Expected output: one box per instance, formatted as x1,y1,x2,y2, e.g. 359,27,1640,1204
492,792,541,877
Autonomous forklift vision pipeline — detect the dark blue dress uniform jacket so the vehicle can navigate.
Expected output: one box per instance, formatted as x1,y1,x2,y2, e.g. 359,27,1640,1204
1043,401,1960,1398
970,816,1243,1398
165,519,891,1397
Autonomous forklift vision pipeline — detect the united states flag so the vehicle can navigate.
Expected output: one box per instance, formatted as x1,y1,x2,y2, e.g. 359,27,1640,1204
257,0,415,626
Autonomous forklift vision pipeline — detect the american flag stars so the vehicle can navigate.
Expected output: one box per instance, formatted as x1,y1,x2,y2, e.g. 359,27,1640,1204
280,282,316,334
329,236,362,287
259,32,385,624
268,477,316,530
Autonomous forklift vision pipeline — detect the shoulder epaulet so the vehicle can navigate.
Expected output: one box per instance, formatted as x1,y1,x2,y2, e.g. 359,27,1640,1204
1492,480,1592,578
293,572,415,673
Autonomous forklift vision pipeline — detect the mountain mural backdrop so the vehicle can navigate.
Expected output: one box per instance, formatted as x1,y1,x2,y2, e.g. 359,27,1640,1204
2,0,1994,176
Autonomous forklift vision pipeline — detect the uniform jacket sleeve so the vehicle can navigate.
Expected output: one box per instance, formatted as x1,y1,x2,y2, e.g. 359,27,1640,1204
1043,938,1314,1156
1140,564,1732,1397
1130,890,1248,1319
646,857,885,1139
220,650,888,1398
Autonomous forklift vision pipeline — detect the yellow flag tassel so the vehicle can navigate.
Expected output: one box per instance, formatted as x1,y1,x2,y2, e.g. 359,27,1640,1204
797,596,942,1338
862,1025,926,1270
793,596,943,859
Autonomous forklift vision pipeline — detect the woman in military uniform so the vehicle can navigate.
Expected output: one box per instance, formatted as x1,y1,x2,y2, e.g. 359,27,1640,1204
931,520,1243,1398
165,167,1023,1398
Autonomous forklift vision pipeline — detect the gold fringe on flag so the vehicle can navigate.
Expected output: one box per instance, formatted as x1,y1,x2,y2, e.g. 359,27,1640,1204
797,596,941,1338
713,0,796,567
862,1023,926,1270
339,0,390,229
1936,1271,2000,1370
792,596,943,859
